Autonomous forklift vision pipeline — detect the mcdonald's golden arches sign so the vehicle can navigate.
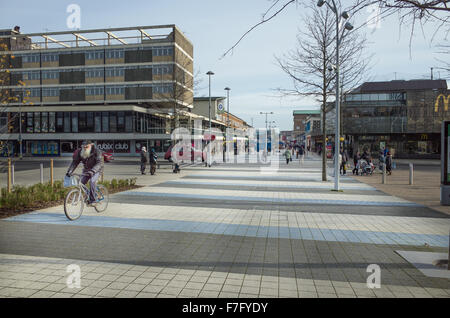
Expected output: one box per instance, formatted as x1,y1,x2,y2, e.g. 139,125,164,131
435,94,450,112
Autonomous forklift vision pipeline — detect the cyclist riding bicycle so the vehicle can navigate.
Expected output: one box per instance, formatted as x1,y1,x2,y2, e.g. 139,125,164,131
66,140,104,206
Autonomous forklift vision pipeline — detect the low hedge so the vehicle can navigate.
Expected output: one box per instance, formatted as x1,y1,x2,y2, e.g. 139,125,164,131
0,177,138,217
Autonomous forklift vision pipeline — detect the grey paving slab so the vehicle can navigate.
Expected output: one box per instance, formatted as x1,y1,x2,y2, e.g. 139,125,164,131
1,157,449,299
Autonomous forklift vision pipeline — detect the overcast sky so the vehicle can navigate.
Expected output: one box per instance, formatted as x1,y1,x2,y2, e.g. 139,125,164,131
1,0,448,130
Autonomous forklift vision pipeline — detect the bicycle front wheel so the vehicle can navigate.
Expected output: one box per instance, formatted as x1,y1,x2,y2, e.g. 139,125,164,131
64,188,84,221
94,184,109,213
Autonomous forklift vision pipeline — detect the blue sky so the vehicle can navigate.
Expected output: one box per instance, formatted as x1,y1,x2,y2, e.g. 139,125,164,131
1,0,447,130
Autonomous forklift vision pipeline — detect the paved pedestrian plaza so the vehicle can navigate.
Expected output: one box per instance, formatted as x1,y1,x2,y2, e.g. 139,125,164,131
0,155,449,298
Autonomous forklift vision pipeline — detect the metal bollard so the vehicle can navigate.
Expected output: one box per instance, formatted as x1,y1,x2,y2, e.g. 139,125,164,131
50,159,54,186
11,163,15,187
409,163,413,185
7,158,12,193
40,163,44,184
382,163,387,184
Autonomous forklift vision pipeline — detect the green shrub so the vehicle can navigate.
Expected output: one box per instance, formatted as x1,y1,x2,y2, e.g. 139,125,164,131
0,177,136,211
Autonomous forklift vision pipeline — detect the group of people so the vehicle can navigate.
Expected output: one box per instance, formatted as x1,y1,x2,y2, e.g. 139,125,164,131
140,146,158,175
351,148,393,176
283,145,306,165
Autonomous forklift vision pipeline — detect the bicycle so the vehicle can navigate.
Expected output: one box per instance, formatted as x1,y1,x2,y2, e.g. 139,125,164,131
64,173,109,221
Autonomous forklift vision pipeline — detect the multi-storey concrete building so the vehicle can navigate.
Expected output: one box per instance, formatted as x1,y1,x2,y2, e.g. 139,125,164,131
0,25,194,157
304,114,321,152
292,109,321,144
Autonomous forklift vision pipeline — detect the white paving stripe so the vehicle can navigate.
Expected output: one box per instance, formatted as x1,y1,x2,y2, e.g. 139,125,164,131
190,171,325,176
123,186,413,204
169,178,376,190
34,203,450,235
204,167,324,172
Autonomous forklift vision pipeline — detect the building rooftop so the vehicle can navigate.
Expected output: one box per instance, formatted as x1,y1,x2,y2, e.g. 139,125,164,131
0,25,191,50
293,109,321,115
353,79,448,93
194,96,226,101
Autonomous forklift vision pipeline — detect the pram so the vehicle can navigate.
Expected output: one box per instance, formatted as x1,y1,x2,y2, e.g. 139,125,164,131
357,159,374,175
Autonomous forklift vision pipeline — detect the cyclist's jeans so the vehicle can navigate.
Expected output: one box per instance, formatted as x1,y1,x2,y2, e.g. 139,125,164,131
81,172,100,202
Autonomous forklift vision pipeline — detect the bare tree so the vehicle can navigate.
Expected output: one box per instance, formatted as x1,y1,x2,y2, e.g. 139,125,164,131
221,0,449,59
1,42,32,159
435,44,450,77
275,1,371,181
145,51,197,135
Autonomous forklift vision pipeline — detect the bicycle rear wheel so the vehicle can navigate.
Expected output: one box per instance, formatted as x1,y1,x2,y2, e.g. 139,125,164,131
64,188,84,220
94,184,109,213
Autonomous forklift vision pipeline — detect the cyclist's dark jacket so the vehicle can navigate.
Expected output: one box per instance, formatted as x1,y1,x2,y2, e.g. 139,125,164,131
67,145,104,176
150,151,157,164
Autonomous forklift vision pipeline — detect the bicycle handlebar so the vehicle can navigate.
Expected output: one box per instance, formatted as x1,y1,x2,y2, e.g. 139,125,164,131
70,173,91,177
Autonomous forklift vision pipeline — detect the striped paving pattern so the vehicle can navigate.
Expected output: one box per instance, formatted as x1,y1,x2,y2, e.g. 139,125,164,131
4,155,449,248
1,154,450,299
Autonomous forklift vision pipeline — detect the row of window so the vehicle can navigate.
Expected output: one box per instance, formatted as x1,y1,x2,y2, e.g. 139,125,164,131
11,84,174,98
17,46,174,63
2,111,168,134
345,93,406,102
16,64,174,80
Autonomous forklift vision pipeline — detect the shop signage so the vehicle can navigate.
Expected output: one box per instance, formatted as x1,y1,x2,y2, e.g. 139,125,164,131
96,140,130,153
435,94,450,112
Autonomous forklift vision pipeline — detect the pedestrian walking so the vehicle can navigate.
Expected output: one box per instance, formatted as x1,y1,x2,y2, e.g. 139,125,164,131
298,145,304,164
283,148,292,165
140,146,148,175
385,151,392,175
149,148,157,175
352,151,360,175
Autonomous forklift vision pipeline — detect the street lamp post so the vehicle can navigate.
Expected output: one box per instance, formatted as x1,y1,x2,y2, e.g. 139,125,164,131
260,111,273,154
224,87,230,128
224,87,230,162
317,0,353,191
207,71,214,167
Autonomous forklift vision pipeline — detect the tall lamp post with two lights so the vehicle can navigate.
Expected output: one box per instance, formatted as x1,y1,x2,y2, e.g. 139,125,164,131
260,111,274,155
317,0,353,191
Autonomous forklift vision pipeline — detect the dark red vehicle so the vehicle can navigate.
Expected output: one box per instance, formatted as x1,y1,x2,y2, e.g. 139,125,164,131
164,145,205,162
103,152,114,162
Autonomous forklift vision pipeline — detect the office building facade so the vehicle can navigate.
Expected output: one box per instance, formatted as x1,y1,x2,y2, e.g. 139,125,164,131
0,25,193,156
342,79,449,158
